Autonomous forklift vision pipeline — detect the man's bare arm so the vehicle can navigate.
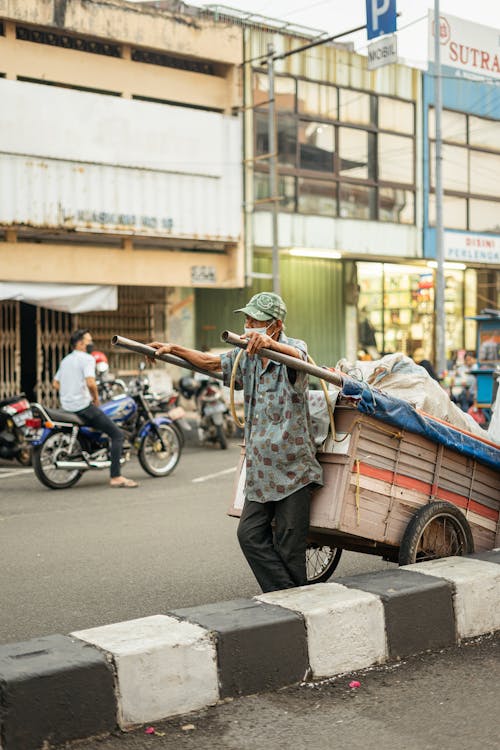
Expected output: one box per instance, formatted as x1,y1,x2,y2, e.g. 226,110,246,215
148,343,222,372
86,376,99,406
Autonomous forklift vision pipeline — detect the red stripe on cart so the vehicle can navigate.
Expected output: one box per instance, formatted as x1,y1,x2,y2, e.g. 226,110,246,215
357,463,499,523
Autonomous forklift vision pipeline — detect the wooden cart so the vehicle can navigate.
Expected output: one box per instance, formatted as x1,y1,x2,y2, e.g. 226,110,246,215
229,405,500,582
111,334,500,583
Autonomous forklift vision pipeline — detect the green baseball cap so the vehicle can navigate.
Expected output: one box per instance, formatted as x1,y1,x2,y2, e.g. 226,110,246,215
234,292,287,322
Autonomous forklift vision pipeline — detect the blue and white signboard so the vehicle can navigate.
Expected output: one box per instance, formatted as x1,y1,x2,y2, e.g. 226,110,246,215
366,0,397,40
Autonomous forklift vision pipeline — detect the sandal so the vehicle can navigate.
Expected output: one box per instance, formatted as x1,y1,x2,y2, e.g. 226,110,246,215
110,477,139,488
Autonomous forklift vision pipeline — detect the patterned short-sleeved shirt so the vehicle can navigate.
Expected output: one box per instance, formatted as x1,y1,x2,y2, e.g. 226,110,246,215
220,333,323,503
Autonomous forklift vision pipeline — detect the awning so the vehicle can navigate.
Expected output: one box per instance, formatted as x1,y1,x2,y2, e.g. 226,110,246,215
0,282,118,313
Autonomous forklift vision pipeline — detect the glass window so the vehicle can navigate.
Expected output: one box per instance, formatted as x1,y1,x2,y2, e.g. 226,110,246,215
429,109,467,143
469,115,500,152
339,184,376,220
277,114,297,167
379,97,414,134
339,89,373,125
379,188,414,224
254,173,295,212
298,121,334,172
255,112,296,168
430,143,468,192
297,80,337,119
339,127,375,180
255,111,268,157
428,194,467,230
469,198,500,233
378,133,414,184
470,150,500,198
253,73,296,111
298,178,336,216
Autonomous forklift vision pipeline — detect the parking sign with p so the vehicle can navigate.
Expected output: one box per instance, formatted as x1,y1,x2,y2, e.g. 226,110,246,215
366,0,397,40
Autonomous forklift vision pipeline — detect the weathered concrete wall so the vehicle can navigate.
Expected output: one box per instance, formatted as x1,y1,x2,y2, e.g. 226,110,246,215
0,0,242,63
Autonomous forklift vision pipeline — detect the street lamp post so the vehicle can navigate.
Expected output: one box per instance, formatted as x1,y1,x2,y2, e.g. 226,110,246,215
434,0,446,375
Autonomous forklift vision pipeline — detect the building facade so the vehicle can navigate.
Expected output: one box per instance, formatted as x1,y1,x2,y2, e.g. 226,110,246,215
422,13,500,361
0,0,243,401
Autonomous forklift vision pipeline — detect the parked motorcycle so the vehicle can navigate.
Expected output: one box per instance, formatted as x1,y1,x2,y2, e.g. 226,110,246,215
178,374,233,449
25,380,182,489
0,394,32,465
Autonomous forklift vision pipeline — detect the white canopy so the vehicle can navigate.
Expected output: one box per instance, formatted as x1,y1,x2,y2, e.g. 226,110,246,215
0,282,118,313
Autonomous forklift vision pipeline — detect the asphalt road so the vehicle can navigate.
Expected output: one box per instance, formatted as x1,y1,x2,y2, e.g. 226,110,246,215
54,633,499,750
0,441,394,645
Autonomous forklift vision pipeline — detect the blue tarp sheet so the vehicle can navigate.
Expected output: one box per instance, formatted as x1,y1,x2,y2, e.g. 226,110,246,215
341,379,500,472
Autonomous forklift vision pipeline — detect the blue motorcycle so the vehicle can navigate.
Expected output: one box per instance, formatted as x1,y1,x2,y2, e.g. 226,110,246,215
26,376,181,489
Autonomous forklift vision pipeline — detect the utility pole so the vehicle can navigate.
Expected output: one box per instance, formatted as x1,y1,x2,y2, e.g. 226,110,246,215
434,0,446,375
267,43,280,295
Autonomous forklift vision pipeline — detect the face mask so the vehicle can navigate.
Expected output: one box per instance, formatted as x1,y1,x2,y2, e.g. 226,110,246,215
244,322,274,337
86,343,95,354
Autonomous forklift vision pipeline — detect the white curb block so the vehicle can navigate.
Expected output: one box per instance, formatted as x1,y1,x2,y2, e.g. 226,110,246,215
72,615,219,728
257,583,387,677
404,557,500,639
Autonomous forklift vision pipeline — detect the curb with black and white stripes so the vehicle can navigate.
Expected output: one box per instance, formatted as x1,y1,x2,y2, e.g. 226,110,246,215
1,550,499,750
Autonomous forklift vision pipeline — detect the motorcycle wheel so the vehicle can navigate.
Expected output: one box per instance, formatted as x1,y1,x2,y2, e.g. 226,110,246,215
16,444,32,466
33,432,83,489
138,423,181,477
170,420,185,448
216,424,227,450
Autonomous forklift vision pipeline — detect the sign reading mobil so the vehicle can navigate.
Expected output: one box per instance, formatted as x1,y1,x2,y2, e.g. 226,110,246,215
428,11,500,80
366,0,397,41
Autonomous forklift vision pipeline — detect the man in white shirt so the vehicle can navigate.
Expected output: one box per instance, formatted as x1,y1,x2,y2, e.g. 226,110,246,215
53,329,138,488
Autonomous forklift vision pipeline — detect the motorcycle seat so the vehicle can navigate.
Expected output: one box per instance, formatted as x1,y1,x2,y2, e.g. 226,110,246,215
45,408,84,425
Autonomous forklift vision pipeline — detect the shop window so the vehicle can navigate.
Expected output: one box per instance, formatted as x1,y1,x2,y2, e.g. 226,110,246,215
254,172,295,212
339,89,373,125
430,143,468,193
379,187,414,224
339,184,376,220
298,121,334,172
297,80,337,119
379,97,414,135
253,73,296,110
428,194,467,230
470,150,500,198
339,128,375,180
428,109,467,143
469,115,500,152
298,178,337,216
469,198,500,233
378,133,414,184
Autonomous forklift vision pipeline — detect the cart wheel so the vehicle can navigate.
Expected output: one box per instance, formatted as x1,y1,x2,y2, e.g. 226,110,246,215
306,543,343,583
398,501,474,566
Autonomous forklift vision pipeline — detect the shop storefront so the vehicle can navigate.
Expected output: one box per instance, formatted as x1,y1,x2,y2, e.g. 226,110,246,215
357,260,477,360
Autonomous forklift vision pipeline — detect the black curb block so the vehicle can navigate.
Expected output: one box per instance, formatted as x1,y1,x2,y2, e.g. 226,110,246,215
171,598,308,698
0,634,116,750
337,568,456,659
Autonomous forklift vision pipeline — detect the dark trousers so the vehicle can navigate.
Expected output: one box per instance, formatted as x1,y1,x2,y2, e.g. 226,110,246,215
76,404,124,478
237,485,312,594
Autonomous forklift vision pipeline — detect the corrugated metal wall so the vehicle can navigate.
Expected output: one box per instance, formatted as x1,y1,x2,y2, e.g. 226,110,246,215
195,255,345,367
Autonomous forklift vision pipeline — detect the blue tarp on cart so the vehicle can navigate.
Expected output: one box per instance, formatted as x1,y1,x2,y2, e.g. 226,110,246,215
341,379,500,471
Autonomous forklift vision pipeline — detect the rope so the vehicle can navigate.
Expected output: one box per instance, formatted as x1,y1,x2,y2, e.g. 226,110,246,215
228,346,337,439
229,348,245,429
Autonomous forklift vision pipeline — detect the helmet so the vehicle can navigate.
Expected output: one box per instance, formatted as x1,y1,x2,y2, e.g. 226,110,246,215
91,350,109,374
178,376,198,399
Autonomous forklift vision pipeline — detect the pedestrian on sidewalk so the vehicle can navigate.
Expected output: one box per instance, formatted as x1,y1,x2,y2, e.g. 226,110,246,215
53,329,138,488
149,292,322,592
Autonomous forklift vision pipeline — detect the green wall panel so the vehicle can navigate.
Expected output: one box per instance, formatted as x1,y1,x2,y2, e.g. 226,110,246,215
195,256,345,368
